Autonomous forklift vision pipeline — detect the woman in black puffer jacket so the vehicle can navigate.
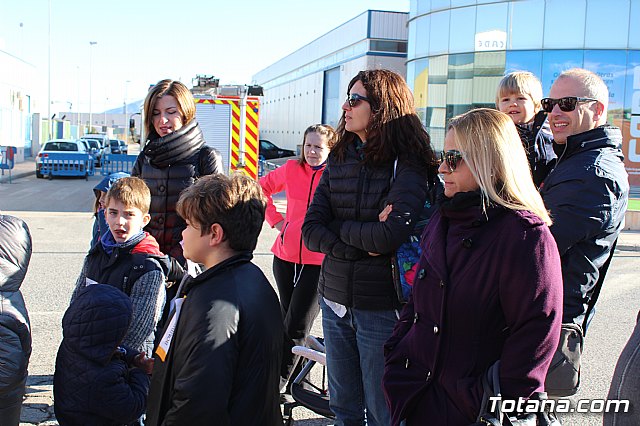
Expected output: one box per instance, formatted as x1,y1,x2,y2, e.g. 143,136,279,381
132,79,223,265
302,69,439,425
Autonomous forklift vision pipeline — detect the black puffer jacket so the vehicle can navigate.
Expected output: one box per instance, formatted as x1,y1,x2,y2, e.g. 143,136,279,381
131,120,223,262
302,142,430,310
0,215,32,412
54,284,149,426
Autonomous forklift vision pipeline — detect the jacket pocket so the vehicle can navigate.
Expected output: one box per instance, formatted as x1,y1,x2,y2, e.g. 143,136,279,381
279,222,290,246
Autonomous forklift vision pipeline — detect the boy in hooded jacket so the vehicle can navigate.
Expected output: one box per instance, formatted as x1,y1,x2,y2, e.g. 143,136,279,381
90,172,130,248
0,214,33,426
72,177,169,356
54,284,152,425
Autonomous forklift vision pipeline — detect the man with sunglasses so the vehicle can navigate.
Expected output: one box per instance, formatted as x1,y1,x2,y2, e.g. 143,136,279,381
539,68,628,396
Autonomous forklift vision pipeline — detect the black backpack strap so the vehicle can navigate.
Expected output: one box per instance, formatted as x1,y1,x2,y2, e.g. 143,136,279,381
124,253,168,296
582,238,618,334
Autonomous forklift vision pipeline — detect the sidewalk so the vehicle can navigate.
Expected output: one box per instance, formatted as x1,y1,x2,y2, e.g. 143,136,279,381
3,158,640,252
0,157,37,183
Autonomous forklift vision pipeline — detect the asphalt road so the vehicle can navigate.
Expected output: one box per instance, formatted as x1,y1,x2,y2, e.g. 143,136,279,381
0,172,639,425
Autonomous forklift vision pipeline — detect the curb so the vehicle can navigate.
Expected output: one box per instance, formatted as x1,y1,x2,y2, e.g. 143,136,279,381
0,169,34,183
617,243,640,252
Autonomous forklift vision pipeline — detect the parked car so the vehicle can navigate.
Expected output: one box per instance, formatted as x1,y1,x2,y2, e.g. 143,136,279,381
82,138,103,166
106,139,128,155
36,139,91,178
259,139,296,160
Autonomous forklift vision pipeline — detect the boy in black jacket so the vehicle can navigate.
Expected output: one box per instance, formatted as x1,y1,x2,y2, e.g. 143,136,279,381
146,174,284,426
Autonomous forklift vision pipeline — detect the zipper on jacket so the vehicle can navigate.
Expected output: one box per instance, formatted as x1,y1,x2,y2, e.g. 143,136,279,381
280,222,289,245
543,143,568,187
299,170,319,265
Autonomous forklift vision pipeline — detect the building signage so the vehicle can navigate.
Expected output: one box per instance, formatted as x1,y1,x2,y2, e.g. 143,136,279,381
475,30,506,52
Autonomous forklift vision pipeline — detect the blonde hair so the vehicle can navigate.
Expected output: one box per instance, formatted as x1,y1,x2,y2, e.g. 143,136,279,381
495,71,543,110
448,108,552,225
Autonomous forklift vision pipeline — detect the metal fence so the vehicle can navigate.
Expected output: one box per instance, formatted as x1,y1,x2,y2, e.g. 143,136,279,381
38,153,95,180
100,154,138,175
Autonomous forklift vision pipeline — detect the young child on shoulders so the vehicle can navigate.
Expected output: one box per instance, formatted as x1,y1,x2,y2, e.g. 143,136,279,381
54,284,153,425
496,71,556,187
146,173,284,426
90,172,130,249
73,176,169,356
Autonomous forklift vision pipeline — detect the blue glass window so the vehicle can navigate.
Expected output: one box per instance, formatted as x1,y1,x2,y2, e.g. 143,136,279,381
585,0,630,49
543,0,586,49
506,50,543,78
475,2,508,35
449,6,476,54
429,10,451,56
584,50,628,120
630,1,640,49
541,50,584,95
507,0,544,50
414,15,431,58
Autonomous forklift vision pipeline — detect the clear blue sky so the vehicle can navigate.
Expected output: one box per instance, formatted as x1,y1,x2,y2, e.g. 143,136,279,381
1,0,408,114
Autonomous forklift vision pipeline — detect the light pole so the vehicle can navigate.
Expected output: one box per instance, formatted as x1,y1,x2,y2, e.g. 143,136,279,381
104,97,109,129
47,0,52,139
88,41,97,133
124,80,130,143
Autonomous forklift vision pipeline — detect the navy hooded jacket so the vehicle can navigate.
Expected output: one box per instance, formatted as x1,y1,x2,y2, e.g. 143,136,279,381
54,284,149,425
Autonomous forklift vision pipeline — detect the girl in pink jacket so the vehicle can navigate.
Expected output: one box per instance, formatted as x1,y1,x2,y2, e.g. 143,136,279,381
259,124,336,393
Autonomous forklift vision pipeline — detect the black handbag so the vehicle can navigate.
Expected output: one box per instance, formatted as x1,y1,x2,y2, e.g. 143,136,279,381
471,361,561,426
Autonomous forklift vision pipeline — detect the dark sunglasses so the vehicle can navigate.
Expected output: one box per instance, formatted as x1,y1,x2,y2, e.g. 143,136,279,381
540,97,598,113
440,150,463,172
346,93,370,108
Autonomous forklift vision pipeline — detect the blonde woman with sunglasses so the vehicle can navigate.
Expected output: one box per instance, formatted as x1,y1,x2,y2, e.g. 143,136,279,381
382,108,563,425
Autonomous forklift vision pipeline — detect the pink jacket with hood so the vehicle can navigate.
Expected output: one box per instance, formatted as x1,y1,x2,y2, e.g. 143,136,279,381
260,159,325,265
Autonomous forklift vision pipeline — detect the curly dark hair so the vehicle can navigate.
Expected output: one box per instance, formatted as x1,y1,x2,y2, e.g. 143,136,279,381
333,69,438,176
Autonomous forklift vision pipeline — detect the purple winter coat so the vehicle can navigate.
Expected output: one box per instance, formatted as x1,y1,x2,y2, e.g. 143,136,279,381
382,197,563,426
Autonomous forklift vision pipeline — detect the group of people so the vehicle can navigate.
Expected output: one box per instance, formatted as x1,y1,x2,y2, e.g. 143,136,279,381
0,65,632,426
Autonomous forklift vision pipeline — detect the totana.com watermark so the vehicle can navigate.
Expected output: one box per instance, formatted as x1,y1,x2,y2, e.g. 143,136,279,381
489,397,630,414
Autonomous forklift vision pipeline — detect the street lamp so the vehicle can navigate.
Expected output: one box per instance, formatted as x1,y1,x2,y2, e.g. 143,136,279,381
124,80,131,143
88,41,97,133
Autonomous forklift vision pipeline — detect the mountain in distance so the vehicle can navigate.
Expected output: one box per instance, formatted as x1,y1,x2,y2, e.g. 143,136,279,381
103,99,144,115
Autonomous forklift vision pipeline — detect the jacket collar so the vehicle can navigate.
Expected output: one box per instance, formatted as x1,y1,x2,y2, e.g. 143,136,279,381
180,252,253,296
143,120,205,168
552,125,622,159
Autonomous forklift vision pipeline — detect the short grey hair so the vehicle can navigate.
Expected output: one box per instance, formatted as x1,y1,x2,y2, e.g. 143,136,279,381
557,68,609,110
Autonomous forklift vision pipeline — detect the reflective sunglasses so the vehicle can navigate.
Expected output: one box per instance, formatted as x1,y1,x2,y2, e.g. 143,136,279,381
540,97,598,113
346,93,370,108
440,150,463,172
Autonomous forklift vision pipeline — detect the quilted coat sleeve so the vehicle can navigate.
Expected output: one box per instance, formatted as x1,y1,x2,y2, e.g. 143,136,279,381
339,160,429,254
259,163,287,228
130,152,144,177
200,147,224,176
91,365,149,424
302,164,367,260
0,316,28,397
